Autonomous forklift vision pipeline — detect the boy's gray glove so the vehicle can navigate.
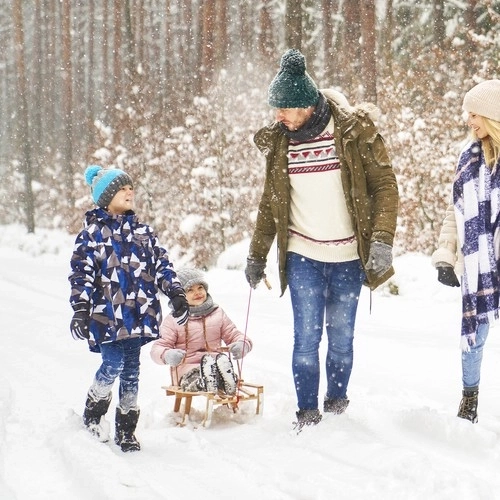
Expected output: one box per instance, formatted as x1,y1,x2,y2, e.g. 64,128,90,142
245,257,266,288
70,303,90,340
228,341,251,360
365,241,393,275
437,265,460,287
163,349,186,366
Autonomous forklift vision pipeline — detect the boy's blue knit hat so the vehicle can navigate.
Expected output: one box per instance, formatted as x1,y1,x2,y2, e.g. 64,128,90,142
84,165,133,208
268,49,319,109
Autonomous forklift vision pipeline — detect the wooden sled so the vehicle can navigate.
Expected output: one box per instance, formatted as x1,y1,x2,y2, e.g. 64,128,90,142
162,379,264,428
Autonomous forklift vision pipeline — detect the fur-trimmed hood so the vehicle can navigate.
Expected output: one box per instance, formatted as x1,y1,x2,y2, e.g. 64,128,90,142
320,88,380,123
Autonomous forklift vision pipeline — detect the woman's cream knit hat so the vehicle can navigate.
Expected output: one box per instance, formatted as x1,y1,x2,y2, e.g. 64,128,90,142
463,79,500,122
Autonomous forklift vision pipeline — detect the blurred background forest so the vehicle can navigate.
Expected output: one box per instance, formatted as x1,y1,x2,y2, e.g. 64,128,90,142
1,0,500,268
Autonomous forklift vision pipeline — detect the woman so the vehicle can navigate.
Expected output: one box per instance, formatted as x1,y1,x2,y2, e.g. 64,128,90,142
432,79,500,423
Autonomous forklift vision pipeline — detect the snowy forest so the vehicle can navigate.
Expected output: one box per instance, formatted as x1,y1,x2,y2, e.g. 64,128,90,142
2,0,500,268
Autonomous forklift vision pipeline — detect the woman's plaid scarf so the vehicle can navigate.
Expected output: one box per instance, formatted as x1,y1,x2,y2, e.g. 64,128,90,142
453,141,500,350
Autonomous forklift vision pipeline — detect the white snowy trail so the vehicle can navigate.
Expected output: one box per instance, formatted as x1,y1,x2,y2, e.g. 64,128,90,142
1,232,500,499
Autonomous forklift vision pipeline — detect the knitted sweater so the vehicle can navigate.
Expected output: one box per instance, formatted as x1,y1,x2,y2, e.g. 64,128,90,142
287,117,359,262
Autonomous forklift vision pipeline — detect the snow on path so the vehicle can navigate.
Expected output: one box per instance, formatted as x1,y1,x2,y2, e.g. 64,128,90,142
1,228,500,499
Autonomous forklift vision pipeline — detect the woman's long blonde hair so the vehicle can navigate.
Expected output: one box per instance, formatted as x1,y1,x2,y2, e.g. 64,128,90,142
473,117,500,167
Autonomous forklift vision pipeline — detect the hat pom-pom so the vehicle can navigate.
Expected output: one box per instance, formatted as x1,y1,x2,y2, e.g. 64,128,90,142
84,165,102,186
280,49,306,75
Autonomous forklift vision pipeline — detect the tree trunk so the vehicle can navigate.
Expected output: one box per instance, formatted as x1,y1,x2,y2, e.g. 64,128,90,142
32,0,42,167
200,0,216,93
61,0,74,204
285,0,302,50
463,0,478,70
258,0,275,64
360,0,377,103
433,0,446,50
113,0,123,113
12,0,35,233
102,1,110,109
87,0,96,147
214,0,228,69
338,0,360,93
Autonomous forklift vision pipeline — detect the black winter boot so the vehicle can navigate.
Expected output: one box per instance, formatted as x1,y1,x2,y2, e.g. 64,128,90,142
115,407,141,452
457,388,478,423
323,397,349,414
83,392,112,441
293,409,322,432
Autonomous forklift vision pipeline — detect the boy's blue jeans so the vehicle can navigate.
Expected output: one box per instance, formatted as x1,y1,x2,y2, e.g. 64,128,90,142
462,322,489,389
286,252,364,410
89,336,142,411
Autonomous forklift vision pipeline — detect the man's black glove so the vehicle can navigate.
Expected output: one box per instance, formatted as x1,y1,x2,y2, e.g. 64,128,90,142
245,257,266,289
437,265,460,287
70,303,90,340
170,288,189,325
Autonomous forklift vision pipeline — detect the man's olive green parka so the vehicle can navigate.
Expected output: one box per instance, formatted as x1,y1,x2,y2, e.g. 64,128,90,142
249,90,399,295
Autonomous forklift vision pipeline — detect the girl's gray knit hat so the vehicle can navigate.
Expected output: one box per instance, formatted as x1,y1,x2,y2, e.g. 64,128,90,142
463,79,500,122
175,268,209,292
268,49,319,109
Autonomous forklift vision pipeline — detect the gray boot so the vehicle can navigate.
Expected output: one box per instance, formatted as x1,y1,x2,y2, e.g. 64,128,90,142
457,387,478,423
115,407,141,452
83,392,112,441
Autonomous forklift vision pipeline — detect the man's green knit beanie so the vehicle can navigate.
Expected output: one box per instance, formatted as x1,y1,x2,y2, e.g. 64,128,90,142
268,48,319,109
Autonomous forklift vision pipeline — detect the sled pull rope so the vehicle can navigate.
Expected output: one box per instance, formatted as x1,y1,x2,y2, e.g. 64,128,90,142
236,286,253,393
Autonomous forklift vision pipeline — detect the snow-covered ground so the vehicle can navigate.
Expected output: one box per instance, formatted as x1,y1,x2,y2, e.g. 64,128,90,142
1,224,500,500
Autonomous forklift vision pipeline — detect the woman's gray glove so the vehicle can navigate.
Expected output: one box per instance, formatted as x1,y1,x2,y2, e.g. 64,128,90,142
365,241,393,275
245,257,266,288
437,265,460,287
163,349,186,366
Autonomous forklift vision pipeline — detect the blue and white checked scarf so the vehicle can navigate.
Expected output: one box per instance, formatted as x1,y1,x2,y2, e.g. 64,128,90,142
453,141,500,351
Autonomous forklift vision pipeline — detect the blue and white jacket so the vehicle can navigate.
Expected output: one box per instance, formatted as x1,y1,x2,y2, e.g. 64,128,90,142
69,208,183,351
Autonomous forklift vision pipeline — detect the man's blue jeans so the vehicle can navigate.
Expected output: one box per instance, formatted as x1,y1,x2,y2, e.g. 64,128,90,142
462,322,489,389
286,252,364,410
90,336,142,411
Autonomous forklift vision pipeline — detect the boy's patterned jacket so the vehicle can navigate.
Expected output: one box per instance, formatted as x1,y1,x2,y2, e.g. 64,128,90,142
69,208,182,351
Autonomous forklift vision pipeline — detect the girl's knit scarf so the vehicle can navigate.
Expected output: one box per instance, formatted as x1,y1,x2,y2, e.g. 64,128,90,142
453,141,500,350
188,294,218,318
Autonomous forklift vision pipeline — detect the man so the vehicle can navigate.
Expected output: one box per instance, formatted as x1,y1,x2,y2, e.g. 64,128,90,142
245,49,399,429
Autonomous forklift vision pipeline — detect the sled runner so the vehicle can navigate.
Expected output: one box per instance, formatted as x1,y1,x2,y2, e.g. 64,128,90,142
162,368,264,428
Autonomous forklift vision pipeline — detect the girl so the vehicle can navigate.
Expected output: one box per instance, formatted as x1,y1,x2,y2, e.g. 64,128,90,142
151,268,252,395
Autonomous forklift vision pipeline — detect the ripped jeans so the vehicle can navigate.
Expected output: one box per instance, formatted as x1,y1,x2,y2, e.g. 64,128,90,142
286,252,364,410
462,322,489,389
88,336,142,412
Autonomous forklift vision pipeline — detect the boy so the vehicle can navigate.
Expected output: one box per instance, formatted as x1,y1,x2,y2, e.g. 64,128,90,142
68,165,188,452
